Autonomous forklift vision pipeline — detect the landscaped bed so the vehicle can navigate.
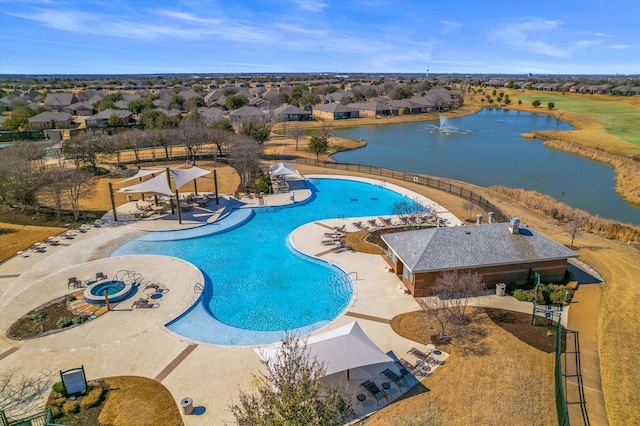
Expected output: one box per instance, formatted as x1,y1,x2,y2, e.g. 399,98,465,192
6,294,90,340
46,376,183,426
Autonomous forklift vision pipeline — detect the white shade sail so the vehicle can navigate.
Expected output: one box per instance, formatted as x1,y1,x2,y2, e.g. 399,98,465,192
170,166,211,190
269,162,299,177
118,168,164,184
118,173,174,196
255,322,393,377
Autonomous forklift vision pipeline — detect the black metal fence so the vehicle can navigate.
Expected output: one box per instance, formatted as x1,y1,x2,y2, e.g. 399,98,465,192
286,158,510,223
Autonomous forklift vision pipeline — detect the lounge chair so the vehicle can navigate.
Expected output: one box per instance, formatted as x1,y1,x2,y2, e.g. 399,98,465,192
95,272,107,281
132,298,157,309
397,358,427,379
144,282,168,294
68,277,82,289
381,368,408,390
408,347,434,363
360,380,388,405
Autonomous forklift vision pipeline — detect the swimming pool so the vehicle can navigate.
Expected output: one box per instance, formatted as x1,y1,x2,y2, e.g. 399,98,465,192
111,178,423,345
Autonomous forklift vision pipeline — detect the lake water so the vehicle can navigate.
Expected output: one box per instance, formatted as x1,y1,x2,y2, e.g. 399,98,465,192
333,109,640,225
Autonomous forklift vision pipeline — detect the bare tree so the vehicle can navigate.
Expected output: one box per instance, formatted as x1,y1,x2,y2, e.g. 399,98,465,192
319,123,334,143
42,167,69,218
177,113,208,165
290,123,303,151
230,334,345,425
65,169,96,220
462,201,475,221
230,134,261,187
565,212,588,248
62,130,108,171
392,198,426,229
154,128,177,160
208,127,233,158
0,142,48,211
434,269,484,324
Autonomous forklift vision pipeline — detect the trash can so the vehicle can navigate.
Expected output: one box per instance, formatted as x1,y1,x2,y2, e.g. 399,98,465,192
496,283,506,297
180,397,193,415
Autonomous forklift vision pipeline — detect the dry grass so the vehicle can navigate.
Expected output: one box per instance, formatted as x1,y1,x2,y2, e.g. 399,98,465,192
342,230,384,255
98,376,183,426
0,222,66,261
367,309,556,425
490,186,640,243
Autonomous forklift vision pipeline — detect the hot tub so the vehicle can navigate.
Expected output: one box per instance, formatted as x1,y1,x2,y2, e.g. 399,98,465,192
84,279,135,305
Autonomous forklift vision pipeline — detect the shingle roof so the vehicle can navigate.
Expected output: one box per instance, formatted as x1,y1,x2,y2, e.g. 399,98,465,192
313,103,358,113
28,111,72,122
273,105,310,115
382,223,578,272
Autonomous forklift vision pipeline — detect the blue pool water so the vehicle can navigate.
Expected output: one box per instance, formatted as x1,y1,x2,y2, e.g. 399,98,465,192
111,178,421,345
89,280,125,296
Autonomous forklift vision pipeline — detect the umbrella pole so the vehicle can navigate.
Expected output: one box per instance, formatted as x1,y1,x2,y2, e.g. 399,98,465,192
175,190,182,224
213,169,219,205
347,369,350,381
194,179,198,196
108,182,118,222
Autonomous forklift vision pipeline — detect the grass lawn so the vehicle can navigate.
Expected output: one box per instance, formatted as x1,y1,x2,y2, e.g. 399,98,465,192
515,92,640,148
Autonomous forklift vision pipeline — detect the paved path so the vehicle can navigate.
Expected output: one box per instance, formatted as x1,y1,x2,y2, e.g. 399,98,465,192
567,284,608,426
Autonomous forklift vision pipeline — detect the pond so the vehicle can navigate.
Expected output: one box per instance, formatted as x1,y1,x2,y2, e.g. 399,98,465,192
333,109,640,225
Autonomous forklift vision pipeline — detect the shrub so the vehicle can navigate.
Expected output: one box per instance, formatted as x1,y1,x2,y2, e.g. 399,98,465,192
49,406,61,419
52,381,67,396
57,317,73,329
72,315,88,325
62,400,79,415
513,289,534,302
30,311,46,321
80,386,104,409
67,295,77,302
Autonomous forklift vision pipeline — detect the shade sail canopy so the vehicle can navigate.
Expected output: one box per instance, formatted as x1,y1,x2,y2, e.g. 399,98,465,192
170,166,211,190
269,162,299,177
119,168,164,184
255,322,393,377
118,173,174,196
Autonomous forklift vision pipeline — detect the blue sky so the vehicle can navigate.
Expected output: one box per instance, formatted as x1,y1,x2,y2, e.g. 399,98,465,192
0,0,638,75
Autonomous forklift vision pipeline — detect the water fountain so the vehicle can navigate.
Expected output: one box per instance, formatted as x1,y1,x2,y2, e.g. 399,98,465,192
424,114,468,134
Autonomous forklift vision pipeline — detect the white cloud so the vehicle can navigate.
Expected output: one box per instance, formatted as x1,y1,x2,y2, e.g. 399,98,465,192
293,0,328,12
611,44,631,49
494,18,569,57
575,40,600,48
441,20,462,30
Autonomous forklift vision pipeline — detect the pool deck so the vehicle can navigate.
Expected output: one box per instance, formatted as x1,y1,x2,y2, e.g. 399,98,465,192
0,174,525,424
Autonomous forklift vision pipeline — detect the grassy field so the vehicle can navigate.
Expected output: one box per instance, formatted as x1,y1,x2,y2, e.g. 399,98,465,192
515,92,640,148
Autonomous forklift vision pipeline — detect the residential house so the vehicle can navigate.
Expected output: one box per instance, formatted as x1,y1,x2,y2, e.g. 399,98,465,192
381,220,578,297
386,99,424,115
228,105,265,124
348,101,395,118
68,102,95,116
85,109,133,127
272,105,312,121
312,103,359,120
28,111,73,130
43,92,76,111
197,107,223,123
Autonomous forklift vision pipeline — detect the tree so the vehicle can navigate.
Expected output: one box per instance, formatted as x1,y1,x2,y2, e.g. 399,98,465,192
238,119,272,144
208,127,233,158
65,169,96,220
392,198,430,229
141,109,179,129
230,134,261,187
168,93,184,110
555,112,565,131
462,201,475,221
210,119,234,132
289,124,304,151
107,113,122,127
127,98,153,114
352,90,366,102
0,141,48,211
392,86,413,100
230,334,345,425
547,102,555,110
4,105,44,130
531,100,541,108
308,135,329,161
565,212,588,248
177,113,208,165
62,131,108,171
94,92,122,112
225,94,248,110
435,269,484,323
